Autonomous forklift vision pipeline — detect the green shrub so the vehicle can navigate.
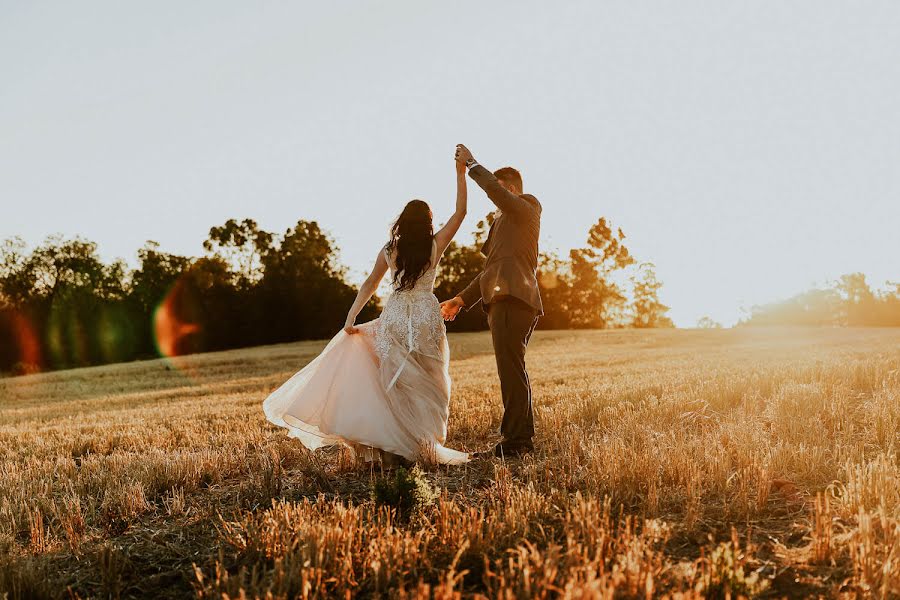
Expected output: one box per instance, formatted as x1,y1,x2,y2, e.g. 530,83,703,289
371,467,437,516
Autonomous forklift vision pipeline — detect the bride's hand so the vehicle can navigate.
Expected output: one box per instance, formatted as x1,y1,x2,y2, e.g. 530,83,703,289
344,324,360,335
455,156,466,176
440,297,464,321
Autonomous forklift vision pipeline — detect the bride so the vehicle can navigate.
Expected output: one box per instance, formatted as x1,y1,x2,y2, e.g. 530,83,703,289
263,152,469,465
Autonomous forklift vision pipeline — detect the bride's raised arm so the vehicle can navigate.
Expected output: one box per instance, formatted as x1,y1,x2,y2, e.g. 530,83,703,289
343,249,389,334
433,158,468,255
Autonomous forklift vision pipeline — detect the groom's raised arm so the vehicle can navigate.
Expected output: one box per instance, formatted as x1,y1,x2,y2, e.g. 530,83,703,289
458,272,483,310
468,165,536,219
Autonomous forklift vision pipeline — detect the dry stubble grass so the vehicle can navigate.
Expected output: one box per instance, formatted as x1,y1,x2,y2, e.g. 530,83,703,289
1,328,899,598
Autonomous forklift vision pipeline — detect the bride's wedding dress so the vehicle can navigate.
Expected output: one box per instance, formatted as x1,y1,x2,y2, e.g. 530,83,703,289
263,239,469,464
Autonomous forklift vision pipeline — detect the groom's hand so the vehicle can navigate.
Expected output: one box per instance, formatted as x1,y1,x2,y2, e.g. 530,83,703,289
440,296,465,321
455,144,474,165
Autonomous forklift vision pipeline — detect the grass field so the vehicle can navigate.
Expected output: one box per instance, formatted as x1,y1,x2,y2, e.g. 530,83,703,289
1,328,899,598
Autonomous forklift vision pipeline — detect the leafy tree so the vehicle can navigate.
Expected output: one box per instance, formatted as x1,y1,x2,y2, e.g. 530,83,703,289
203,219,273,285
0,236,130,368
36,237,130,367
741,274,900,327
10,236,125,303
130,242,191,315
0,239,42,370
125,242,192,357
0,237,33,308
881,282,900,326
743,288,840,326
566,218,635,328
172,255,238,352
260,221,373,342
630,262,674,328
836,273,879,326
536,251,572,330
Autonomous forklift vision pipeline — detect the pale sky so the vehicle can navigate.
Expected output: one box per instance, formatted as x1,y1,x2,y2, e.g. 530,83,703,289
2,1,899,326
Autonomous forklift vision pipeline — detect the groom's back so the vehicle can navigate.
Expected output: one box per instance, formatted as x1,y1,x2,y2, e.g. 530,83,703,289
482,194,541,262
479,192,543,315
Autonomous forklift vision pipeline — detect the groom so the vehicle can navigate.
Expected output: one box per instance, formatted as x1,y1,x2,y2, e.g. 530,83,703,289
441,144,543,458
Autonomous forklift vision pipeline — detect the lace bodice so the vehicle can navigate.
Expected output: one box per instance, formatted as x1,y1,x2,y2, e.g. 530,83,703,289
375,240,446,365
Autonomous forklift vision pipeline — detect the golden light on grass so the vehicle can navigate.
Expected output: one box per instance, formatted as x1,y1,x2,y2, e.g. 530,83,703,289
1,328,898,597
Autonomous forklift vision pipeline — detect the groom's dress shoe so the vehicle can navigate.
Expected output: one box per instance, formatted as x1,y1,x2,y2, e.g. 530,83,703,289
497,443,533,458
474,443,534,460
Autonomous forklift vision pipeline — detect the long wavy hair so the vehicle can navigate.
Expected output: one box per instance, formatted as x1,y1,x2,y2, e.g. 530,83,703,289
387,200,434,292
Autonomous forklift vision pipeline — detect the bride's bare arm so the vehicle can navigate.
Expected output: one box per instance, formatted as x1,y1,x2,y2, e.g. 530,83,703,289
344,249,389,333
433,158,468,254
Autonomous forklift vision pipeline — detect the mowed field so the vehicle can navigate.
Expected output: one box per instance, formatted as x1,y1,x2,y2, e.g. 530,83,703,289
1,328,899,599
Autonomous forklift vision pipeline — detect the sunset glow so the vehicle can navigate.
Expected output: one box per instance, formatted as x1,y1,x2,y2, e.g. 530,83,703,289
3,310,42,370
2,3,897,327
2,4,900,597
153,279,201,359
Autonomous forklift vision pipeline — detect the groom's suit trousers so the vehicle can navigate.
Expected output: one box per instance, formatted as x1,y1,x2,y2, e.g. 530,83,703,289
487,298,539,446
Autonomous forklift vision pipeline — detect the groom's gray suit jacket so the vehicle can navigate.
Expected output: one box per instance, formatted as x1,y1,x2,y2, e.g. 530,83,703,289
458,165,543,315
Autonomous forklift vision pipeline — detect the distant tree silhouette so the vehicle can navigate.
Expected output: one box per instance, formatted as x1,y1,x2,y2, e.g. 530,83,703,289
131,242,191,316
0,212,685,375
0,221,375,373
259,220,376,343
0,237,33,308
696,316,723,329
630,262,674,328
203,218,273,285
535,251,571,330
742,273,900,327
435,216,665,330
836,273,880,326
566,218,635,328
0,236,130,369
129,242,192,356
882,282,900,327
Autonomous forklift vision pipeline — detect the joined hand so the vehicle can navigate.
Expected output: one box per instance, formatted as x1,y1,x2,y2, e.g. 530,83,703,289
455,144,474,165
455,155,466,175
440,297,465,321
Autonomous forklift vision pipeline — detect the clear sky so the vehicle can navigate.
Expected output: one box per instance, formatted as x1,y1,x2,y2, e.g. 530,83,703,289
2,1,898,326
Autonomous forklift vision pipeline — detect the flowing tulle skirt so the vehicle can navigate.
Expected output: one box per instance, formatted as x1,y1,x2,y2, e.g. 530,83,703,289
263,319,469,464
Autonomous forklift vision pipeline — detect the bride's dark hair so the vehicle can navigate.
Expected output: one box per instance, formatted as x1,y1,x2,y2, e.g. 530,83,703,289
387,200,434,292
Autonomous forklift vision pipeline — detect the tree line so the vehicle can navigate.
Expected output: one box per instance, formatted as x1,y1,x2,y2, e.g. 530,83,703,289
0,215,672,375
740,273,900,327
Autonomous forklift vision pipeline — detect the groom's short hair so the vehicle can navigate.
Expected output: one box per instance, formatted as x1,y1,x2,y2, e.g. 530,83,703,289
494,167,523,193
